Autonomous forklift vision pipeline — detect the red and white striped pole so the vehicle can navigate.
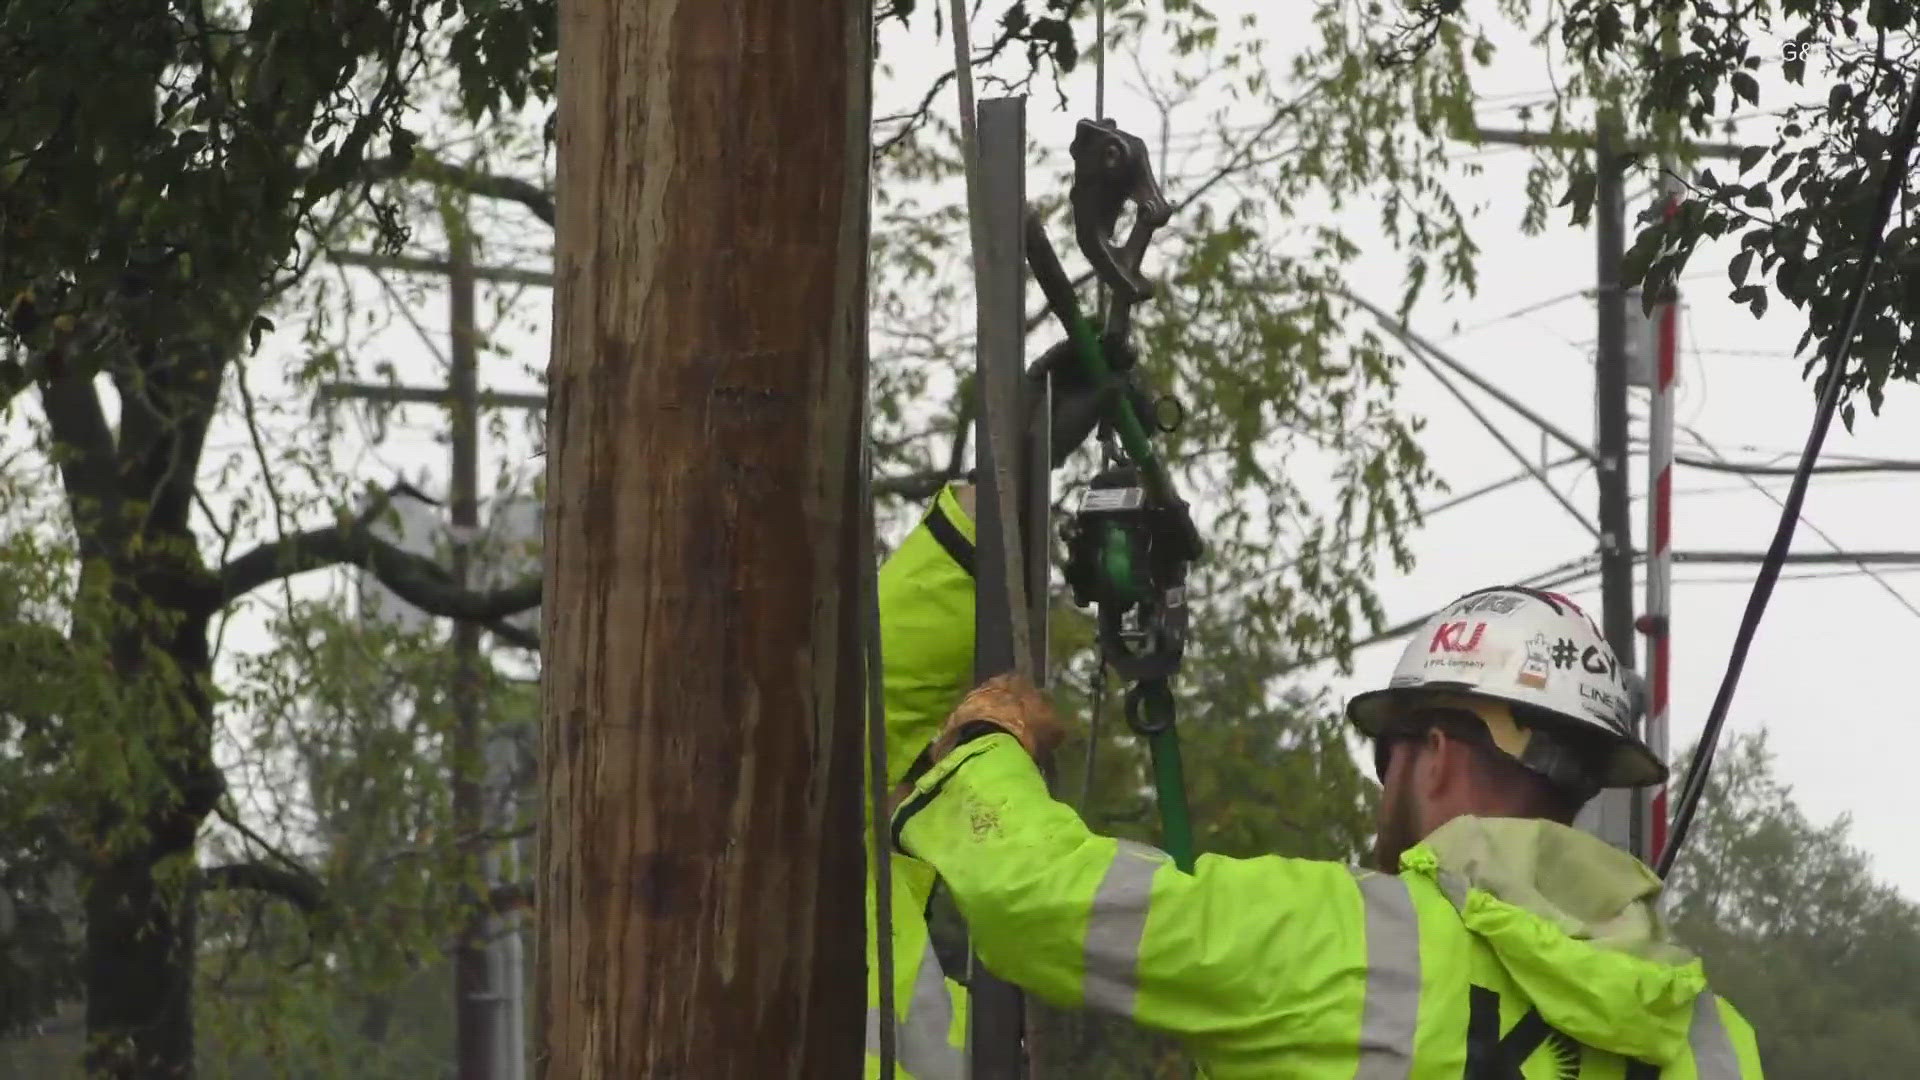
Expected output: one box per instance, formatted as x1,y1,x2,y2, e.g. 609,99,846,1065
1637,182,1680,867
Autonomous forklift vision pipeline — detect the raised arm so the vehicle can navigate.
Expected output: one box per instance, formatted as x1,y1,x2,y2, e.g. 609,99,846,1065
891,723,1370,1060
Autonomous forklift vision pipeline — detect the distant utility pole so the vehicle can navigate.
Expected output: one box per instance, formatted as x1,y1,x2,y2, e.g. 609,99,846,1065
1594,114,1636,678
1470,117,1739,861
323,207,546,1080
1637,12,1686,872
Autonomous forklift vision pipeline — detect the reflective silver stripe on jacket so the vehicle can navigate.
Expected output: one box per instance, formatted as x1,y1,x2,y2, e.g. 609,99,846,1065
1082,839,1167,1015
865,934,963,1080
1690,991,1744,1079
1350,867,1421,1080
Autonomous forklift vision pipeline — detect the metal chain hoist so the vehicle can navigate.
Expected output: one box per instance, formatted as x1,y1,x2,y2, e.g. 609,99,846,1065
1025,118,1205,873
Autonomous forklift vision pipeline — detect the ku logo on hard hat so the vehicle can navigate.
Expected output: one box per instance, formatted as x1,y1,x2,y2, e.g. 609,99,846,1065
1429,621,1486,653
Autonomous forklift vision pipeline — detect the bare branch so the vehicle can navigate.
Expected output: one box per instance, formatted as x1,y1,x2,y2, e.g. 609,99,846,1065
202,861,327,915
873,467,965,501
364,154,555,226
213,484,540,619
217,521,540,619
485,617,539,652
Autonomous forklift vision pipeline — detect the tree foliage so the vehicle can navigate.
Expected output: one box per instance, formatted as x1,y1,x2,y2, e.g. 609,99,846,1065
192,597,535,1077
0,0,554,1071
1386,0,1920,423
1665,732,1920,1078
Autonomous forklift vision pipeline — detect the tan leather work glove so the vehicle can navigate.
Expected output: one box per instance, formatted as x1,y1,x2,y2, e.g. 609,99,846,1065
928,672,1066,765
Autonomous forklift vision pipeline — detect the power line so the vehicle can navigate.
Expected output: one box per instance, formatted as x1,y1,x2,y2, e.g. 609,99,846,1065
1686,347,1801,358
1279,551,1602,671
1344,290,1599,464
1674,549,1920,566
1635,471,1914,503
1676,565,1920,585
1631,435,1916,467
1202,454,1589,607
1679,425,1920,622
1438,273,1726,344
1312,546,1920,664
1672,453,1920,476
1420,453,1585,518
1400,332,1601,539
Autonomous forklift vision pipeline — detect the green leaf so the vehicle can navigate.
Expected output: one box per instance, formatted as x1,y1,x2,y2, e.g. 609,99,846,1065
1620,232,1660,287
390,126,417,167
249,315,274,355
1739,145,1767,174
1595,4,1624,50
1730,250,1754,287
1732,72,1760,106
1559,168,1598,226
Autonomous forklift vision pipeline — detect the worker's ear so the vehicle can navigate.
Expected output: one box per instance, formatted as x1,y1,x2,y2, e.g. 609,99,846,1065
1415,727,1463,802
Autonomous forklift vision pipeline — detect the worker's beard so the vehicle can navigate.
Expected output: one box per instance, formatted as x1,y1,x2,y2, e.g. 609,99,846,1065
1372,768,1421,874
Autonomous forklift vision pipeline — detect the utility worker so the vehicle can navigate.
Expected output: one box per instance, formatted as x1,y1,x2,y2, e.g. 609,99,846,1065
865,483,980,1079
888,583,1766,1077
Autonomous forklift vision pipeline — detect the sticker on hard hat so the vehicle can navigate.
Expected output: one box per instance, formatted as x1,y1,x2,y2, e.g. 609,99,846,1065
1578,645,1624,686
1448,593,1525,617
1515,633,1551,689
1423,644,1510,675
1540,591,1587,616
1577,683,1631,734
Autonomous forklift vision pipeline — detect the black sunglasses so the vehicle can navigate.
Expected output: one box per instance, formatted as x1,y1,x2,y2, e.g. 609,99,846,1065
1371,707,1491,783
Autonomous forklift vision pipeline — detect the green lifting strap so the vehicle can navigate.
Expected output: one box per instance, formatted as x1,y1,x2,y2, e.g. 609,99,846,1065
1133,682,1196,873
1026,188,1203,876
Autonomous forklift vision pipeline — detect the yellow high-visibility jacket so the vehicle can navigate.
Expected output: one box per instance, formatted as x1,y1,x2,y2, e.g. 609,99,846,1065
891,731,1766,1079
865,485,977,1079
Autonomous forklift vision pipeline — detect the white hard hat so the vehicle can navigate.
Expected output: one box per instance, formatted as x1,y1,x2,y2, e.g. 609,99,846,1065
1346,586,1666,791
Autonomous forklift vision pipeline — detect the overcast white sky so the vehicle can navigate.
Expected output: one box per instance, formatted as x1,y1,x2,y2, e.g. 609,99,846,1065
217,2,1920,900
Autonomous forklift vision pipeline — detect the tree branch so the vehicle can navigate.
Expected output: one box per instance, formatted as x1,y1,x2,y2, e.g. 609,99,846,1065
485,617,539,652
873,467,966,501
40,355,122,541
363,154,555,226
202,861,327,915
213,485,541,619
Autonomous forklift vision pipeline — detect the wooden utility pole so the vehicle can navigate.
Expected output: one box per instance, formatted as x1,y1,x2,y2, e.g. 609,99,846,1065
1469,119,1738,859
324,212,545,1080
539,0,873,1075
445,212,494,1080
1593,115,1637,673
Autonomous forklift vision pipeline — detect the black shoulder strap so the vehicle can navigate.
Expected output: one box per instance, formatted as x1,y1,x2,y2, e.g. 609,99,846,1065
923,497,976,578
